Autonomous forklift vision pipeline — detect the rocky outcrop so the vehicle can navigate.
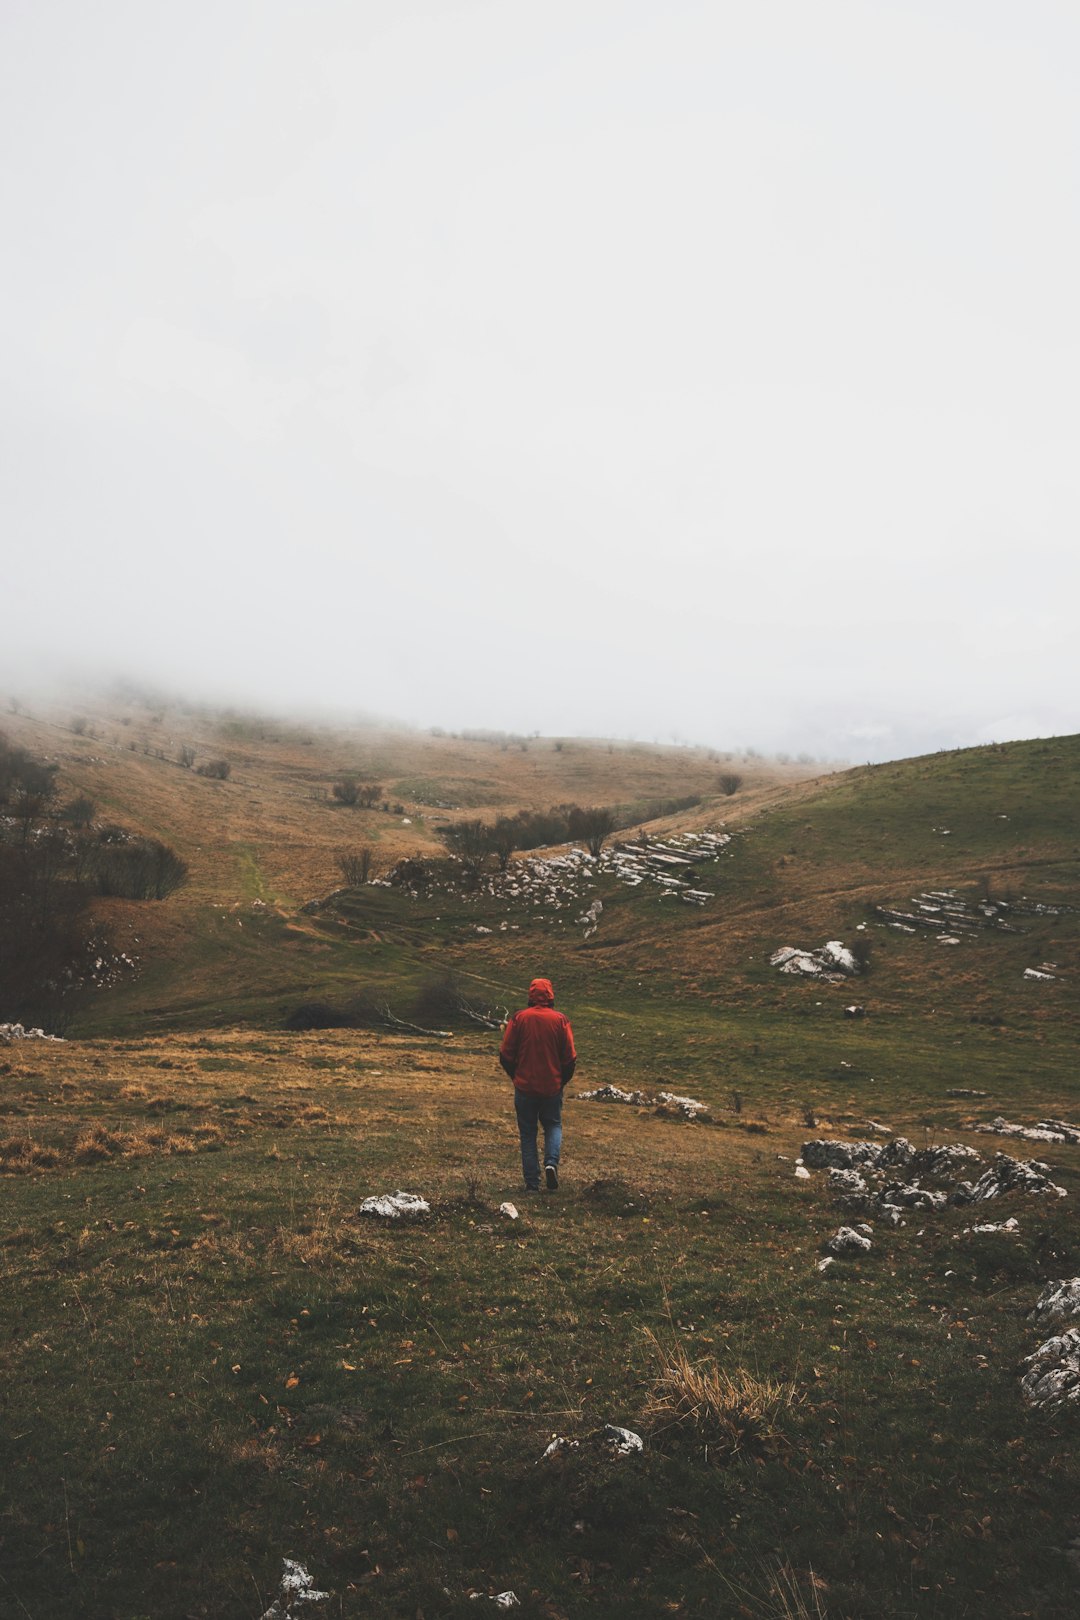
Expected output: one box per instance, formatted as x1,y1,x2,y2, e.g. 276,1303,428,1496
953,1155,1068,1204
801,1139,882,1170
974,1117,1080,1146
825,1225,872,1257
771,941,858,980
1030,1279,1080,1325
358,1191,430,1219
1020,1328,1080,1409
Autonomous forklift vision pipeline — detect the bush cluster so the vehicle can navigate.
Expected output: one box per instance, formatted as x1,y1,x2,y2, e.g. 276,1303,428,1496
0,732,189,1027
331,777,382,808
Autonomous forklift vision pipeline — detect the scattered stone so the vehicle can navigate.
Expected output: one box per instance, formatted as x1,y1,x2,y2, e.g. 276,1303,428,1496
843,1004,866,1018
816,1256,836,1272
771,941,859,980
874,891,1019,935
540,1435,580,1460
878,1205,905,1227
1030,1279,1080,1325
954,1154,1068,1204
878,1182,948,1211
825,1226,872,1257
1023,967,1056,981
964,1217,1020,1236
580,1084,710,1120
1041,1120,1080,1143
470,1593,520,1609
358,1191,430,1219
259,1559,330,1620
577,898,603,938
828,1168,869,1196
876,1138,916,1172
912,1143,982,1177
1020,1328,1080,1409
655,1091,710,1121
947,1088,989,1098
974,1117,1080,1146
499,1202,519,1221
802,1139,881,1170
794,1165,812,1180
604,1424,644,1456
0,1023,65,1043
579,1084,653,1107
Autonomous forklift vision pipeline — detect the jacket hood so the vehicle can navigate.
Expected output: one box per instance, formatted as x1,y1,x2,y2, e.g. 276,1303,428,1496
527,978,555,1006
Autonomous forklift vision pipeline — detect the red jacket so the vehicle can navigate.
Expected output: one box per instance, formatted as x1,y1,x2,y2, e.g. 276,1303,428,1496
499,978,577,1098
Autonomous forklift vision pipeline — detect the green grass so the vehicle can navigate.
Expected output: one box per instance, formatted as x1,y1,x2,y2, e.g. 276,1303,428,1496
1,1031,1079,1618
4,734,1079,1616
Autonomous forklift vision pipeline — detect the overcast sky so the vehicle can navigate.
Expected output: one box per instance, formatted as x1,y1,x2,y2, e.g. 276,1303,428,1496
2,0,1077,761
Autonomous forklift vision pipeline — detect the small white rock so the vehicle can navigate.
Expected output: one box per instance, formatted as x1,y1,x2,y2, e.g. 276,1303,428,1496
604,1424,644,1456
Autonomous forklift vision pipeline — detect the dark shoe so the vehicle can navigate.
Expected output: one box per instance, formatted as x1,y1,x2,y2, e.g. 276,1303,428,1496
545,1164,559,1191
524,1183,540,1193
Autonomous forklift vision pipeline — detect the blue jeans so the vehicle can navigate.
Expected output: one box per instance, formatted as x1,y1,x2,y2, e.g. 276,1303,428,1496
514,1089,563,1189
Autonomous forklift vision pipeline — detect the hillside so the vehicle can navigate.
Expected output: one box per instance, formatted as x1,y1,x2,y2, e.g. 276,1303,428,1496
3,706,1079,1619
0,692,824,1029
4,697,1076,1138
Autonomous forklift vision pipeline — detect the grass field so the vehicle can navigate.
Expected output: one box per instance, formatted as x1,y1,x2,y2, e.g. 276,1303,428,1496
2,701,1078,1616
2,1027,1078,1619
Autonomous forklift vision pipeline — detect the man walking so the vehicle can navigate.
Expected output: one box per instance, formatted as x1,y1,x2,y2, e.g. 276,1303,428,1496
499,977,577,1191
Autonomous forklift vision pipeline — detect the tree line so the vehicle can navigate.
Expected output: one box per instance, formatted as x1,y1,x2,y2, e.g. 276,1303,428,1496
0,733,188,1028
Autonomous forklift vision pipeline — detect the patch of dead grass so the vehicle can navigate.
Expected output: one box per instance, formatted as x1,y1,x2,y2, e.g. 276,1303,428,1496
0,1136,62,1172
642,1327,802,1462
71,1123,227,1163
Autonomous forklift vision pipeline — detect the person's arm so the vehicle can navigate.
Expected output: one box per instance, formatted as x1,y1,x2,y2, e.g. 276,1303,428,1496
559,1018,577,1089
499,1015,519,1081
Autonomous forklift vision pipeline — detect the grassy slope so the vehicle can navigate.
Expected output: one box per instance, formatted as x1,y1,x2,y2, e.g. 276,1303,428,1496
1,1031,1078,1620
2,705,1079,1618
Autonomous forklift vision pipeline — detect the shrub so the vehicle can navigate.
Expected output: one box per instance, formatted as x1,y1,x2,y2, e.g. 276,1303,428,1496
717,772,743,796
62,795,96,828
568,805,616,857
196,759,230,780
283,1001,363,1032
337,846,375,886
439,818,490,871
91,838,189,900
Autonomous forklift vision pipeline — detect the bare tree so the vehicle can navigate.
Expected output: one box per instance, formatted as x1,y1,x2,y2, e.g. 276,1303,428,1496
177,744,196,769
440,818,491,879
568,805,616,858
490,817,518,872
338,845,375,886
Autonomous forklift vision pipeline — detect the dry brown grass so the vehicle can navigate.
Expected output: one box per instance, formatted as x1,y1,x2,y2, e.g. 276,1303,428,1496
4,698,822,923
642,1327,803,1461
0,1136,62,1172
72,1122,225,1162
